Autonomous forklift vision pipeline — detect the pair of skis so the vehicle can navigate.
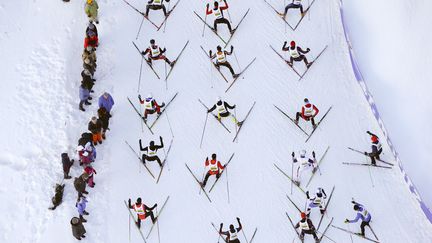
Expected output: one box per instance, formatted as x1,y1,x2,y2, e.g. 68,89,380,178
133,41,189,82
332,225,380,243
274,105,332,142
123,0,180,31
123,196,170,241
270,45,328,80
200,46,256,92
263,0,318,31
194,9,250,48
342,162,392,170
285,212,333,243
348,147,394,166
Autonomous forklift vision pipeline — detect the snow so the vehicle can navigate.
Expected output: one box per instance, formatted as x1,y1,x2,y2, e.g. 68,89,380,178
0,0,431,242
343,0,432,210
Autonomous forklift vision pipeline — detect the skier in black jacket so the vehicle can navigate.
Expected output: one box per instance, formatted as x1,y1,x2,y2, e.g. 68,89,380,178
210,45,239,78
139,136,164,167
145,0,171,17
282,40,312,68
220,217,243,243
207,99,242,126
295,212,319,242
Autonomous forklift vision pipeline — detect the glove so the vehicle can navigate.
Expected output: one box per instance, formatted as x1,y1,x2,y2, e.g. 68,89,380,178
128,198,131,204
236,217,240,222
367,130,372,135
138,94,141,100
207,109,211,113
351,200,356,204
364,152,368,155
141,51,145,55
232,105,236,109
307,48,310,51
284,41,287,45
344,219,349,223
154,203,158,207
312,151,316,158
148,1,152,4
209,50,212,56
306,191,310,199
291,152,295,157
231,45,234,52
160,136,163,141
206,3,210,8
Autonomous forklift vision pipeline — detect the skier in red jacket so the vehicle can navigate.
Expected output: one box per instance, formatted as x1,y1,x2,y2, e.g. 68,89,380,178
128,198,157,228
201,153,225,188
206,0,233,34
295,98,319,128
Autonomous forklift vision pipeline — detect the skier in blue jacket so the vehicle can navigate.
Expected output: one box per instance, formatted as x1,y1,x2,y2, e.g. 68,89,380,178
344,201,372,237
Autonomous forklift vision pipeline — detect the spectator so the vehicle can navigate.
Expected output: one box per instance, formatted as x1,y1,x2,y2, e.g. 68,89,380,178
98,92,114,114
79,84,91,112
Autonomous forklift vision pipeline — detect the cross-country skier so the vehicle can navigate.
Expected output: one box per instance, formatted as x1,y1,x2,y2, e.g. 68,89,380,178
292,150,317,186
281,0,305,19
282,41,312,68
364,131,382,165
138,94,165,122
139,137,164,167
201,153,225,187
145,0,171,17
141,39,175,67
295,212,319,242
219,217,243,243
209,45,239,78
306,187,327,216
295,98,319,128
206,0,234,34
128,198,158,228
344,200,372,237
207,99,242,126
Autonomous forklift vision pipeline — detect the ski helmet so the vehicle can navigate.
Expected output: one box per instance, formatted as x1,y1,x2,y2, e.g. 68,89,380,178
316,187,323,194
216,45,222,51
301,212,306,219
353,204,360,211
371,135,378,143
217,100,222,106
290,41,296,47
300,150,307,157
211,153,217,160
137,197,142,204
149,141,155,147
150,39,155,44
214,1,219,8
304,98,309,104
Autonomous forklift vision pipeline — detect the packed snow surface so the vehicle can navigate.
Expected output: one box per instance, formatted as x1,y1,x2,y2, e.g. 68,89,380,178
0,0,431,242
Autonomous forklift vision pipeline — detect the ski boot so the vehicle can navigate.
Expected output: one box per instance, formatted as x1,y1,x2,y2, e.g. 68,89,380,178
294,181,300,186
233,73,240,78
287,61,293,67
237,121,243,127
306,62,313,68
320,209,326,215
312,167,317,173
294,119,299,125
230,28,236,35
83,211,90,216
85,101,92,105
170,60,176,67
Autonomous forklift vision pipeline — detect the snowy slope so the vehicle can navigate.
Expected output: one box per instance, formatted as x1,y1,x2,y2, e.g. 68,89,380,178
343,0,432,210
1,0,432,243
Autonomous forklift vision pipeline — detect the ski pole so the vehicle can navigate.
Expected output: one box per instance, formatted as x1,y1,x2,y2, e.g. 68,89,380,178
138,56,144,93
241,223,249,243
136,15,146,40
156,207,161,243
165,110,174,138
163,1,171,33
227,8,233,23
199,112,209,148
128,211,131,242
233,48,242,70
226,167,230,204
290,156,294,195
138,97,144,133
202,10,208,37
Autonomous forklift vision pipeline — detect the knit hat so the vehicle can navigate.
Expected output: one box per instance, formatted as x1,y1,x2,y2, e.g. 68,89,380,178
371,135,378,143
290,41,296,47
301,212,306,219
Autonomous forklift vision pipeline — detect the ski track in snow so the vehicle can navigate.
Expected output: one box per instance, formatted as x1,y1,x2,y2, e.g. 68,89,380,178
0,0,432,242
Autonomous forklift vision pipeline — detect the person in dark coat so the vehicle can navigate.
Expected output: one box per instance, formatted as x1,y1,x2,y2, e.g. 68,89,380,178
79,84,92,112
62,153,74,179
49,184,65,210
97,107,110,140
86,21,98,38
88,116,103,145
71,217,86,240
74,173,89,201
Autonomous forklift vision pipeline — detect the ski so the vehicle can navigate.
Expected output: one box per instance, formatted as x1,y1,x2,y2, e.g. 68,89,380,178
224,9,251,48
342,162,392,169
285,212,302,241
293,0,318,30
305,106,332,143
331,225,380,243
132,41,161,79
305,146,330,187
274,104,309,136
149,92,179,129
249,228,258,243
316,186,335,231
208,153,235,193
122,0,159,29
165,40,189,81
200,45,230,83
185,163,212,202
269,45,302,78
127,97,154,135
193,11,228,44
156,139,174,183
211,222,229,243
198,99,231,133
157,0,181,30
232,101,256,142
124,140,156,179
225,57,257,93
299,45,328,81
124,200,148,243
262,0,295,31
286,194,302,213
274,163,306,195
348,147,394,166
146,196,170,239
317,217,334,243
